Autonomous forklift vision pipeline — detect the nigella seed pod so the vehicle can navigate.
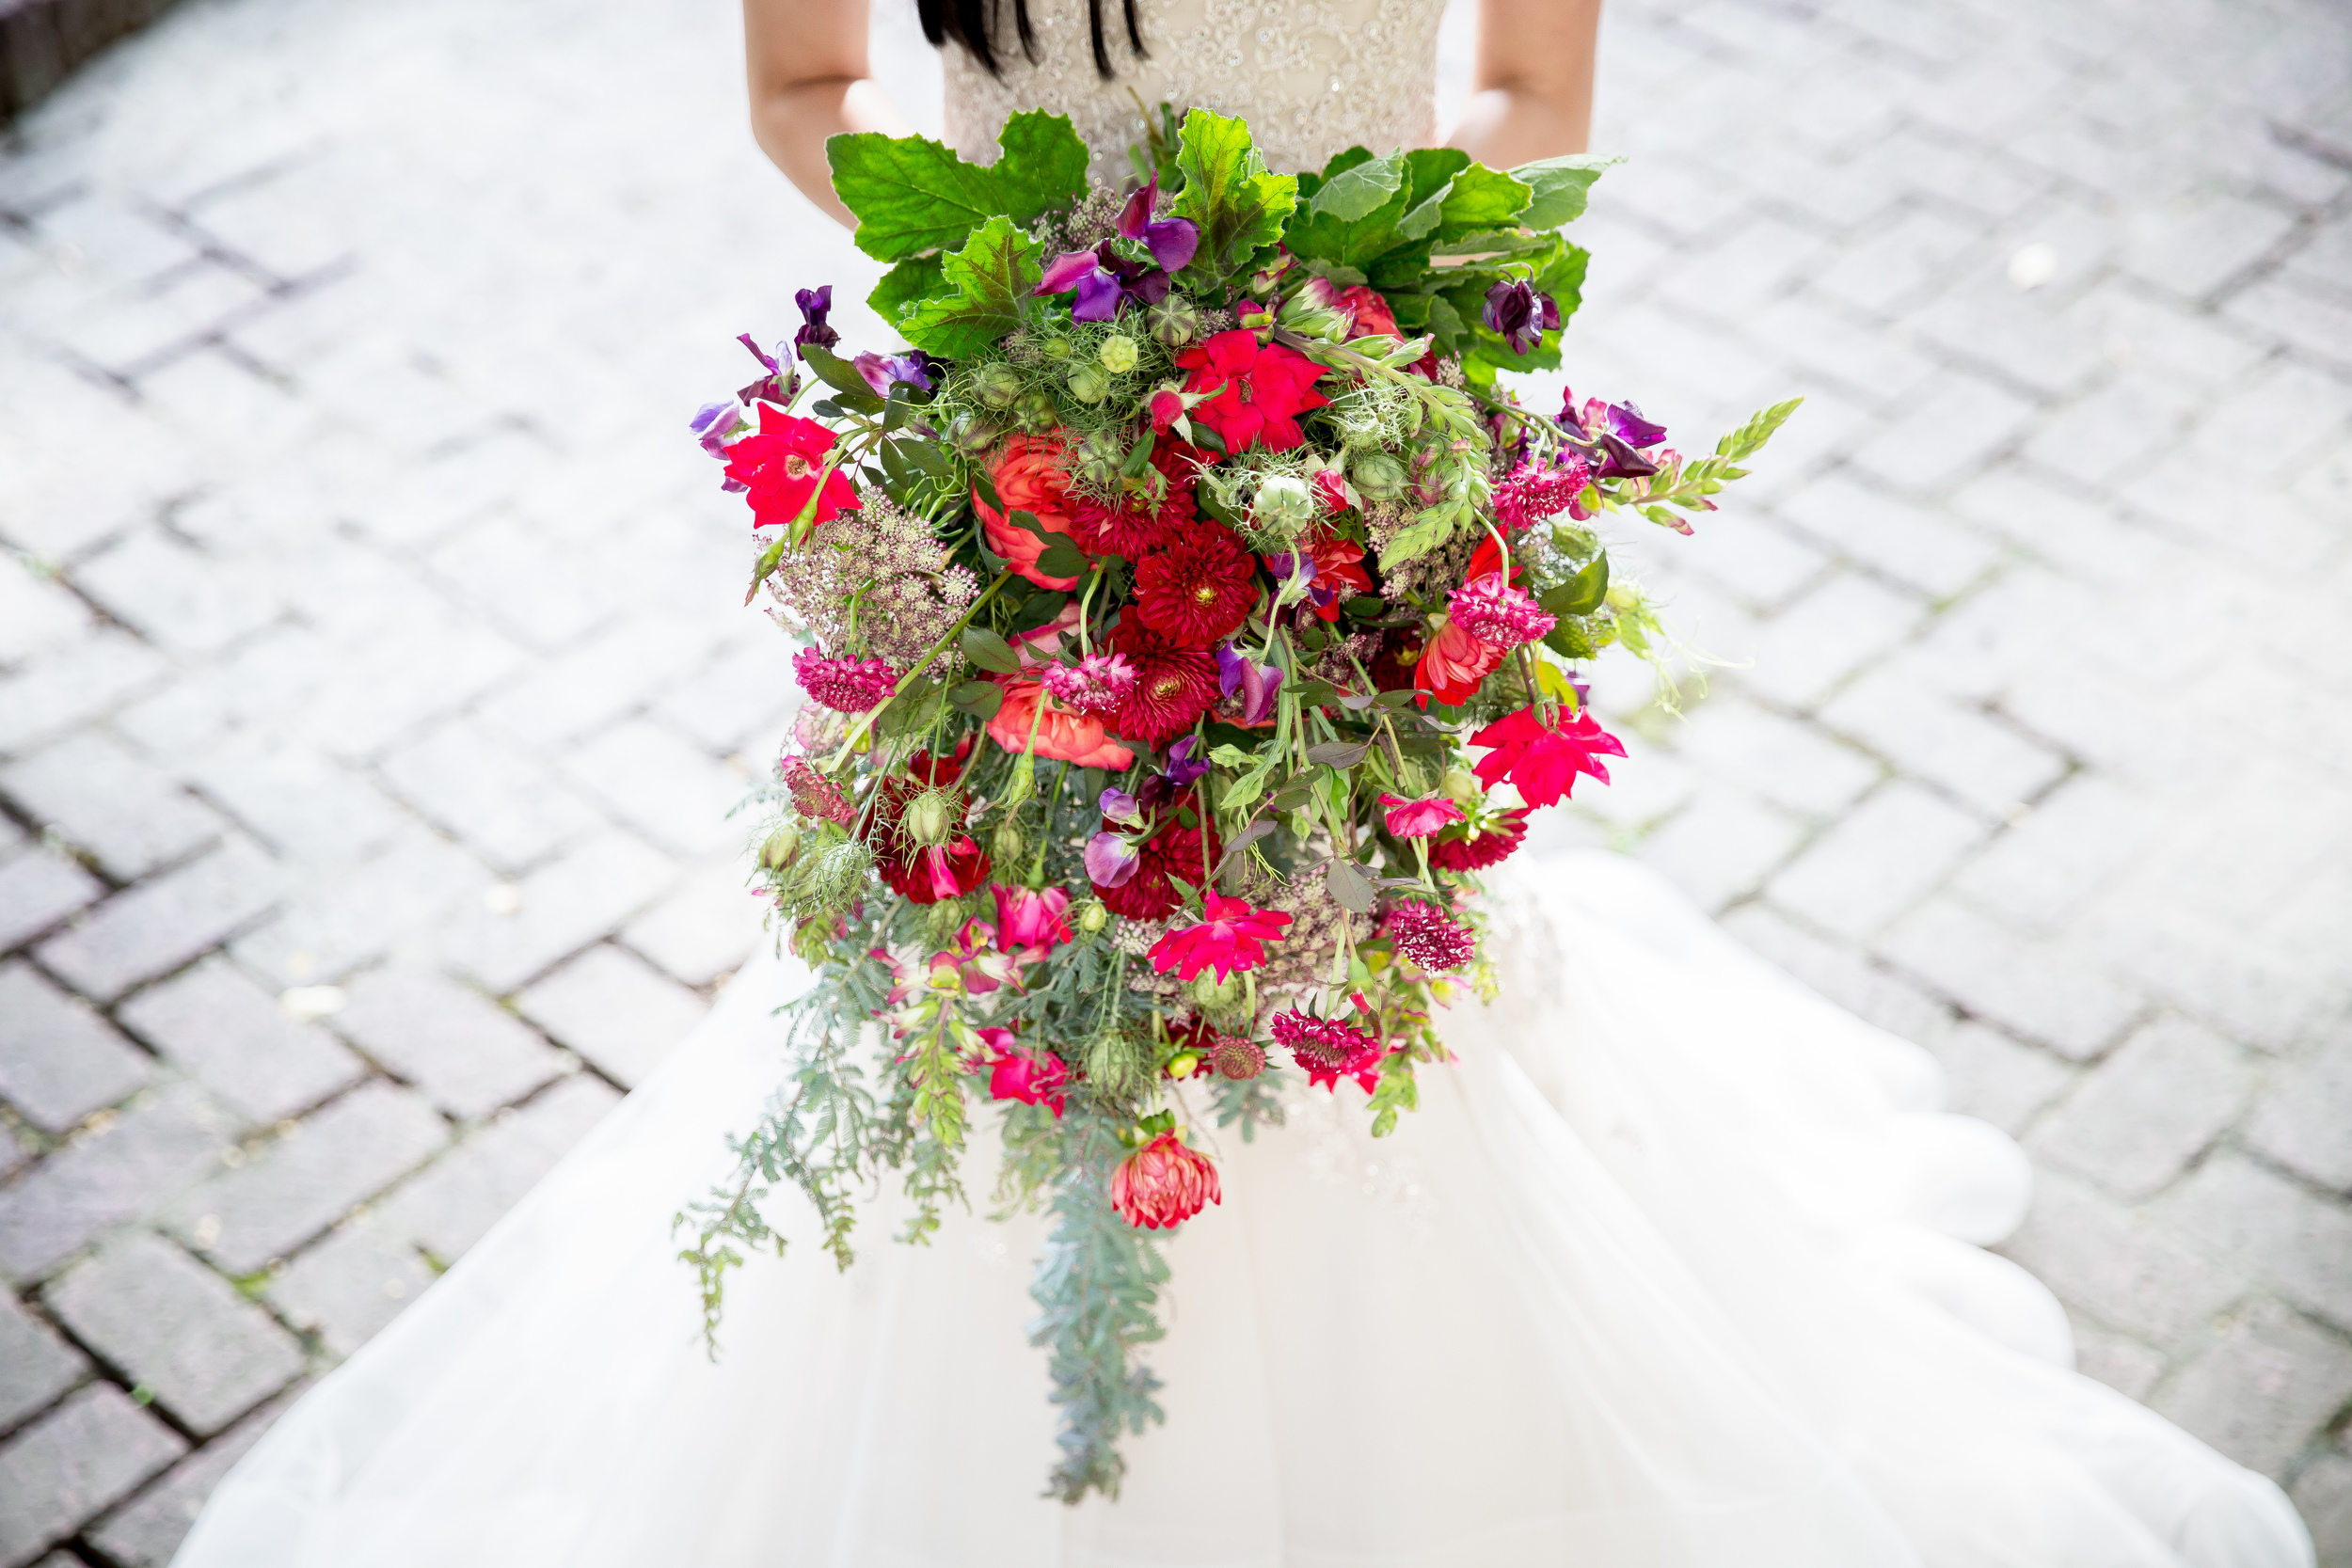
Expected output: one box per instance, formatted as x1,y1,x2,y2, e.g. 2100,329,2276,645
902,790,954,846
1073,429,1123,489
973,362,1023,408
1018,390,1060,430
992,817,1026,863
949,415,1003,457
1098,334,1139,373
758,824,802,871
1145,294,1200,348
1067,361,1111,404
1349,450,1407,501
1075,899,1108,935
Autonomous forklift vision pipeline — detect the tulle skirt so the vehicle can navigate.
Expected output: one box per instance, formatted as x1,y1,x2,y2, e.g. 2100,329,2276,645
169,850,2312,1567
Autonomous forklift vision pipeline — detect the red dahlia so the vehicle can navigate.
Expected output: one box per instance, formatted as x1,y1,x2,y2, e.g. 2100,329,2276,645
1134,526,1260,646
1106,618,1219,745
1429,808,1530,870
1093,789,1219,920
1069,444,1199,557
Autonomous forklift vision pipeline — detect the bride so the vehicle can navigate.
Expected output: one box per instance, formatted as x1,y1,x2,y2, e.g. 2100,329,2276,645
173,2,2313,1563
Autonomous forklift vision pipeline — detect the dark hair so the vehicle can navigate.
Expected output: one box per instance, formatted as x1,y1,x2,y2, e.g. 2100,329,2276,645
918,0,1145,80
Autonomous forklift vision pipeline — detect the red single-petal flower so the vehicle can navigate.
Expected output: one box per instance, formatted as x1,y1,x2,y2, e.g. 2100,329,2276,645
1171,330,1329,456
1111,1131,1220,1228
723,405,862,531
1469,705,1627,809
1134,526,1260,646
1147,892,1294,982
992,883,1074,960
1106,618,1219,746
984,1044,1070,1117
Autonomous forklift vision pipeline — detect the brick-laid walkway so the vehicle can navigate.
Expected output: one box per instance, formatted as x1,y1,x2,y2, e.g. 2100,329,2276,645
0,0,2346,1560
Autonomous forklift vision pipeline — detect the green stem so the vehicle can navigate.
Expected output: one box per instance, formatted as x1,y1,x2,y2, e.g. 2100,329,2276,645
828,572,1013,768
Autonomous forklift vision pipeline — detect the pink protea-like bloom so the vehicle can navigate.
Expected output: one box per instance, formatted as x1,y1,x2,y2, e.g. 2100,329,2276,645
792,647,898,712
1383,899,1476,974
1039,653,1137,716
1111,1132,1221,1229
779,755,855,825
1448,573,1556,650
1378,792,1467,838
992,883,1074,961
1147,893,1295,982
1470,705,1627,808
1493,452,1592,531
1269,1007,1383,1092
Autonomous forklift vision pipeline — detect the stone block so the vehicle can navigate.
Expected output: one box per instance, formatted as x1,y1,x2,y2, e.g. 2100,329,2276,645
1675,696,1882,818
377,1074,619,1260
1819,672,2067,817
1998,1167,2243,1344
1767,781,1987,941
42,1231,302,1435
2063,280,2272,394
517,944,707,1088
2152,1299,2352,1479
2028,1016,2252,1200
115,958,365,1126
166,1082,447,1275
268,1220,435,1359
1739,569,1924,708
2019,370,2201,482
0,1083,235,1281
1633,789,1809,913
2245,1030,2352,1193
1735,294,1942,411
84,1390,293,1568
1849,373,2039,494
1923,1020,2075,1137
1674,512,1833,613
229,826,492,988
2122,193,2300,300
2159,1152,2352,1333
1949,773,2163,939
1718,900,1959,1049
1880,895,2145,1059
1906,277,2108,402
0,845,103,954
0,632,170,758
2075,892,2340,1056
561,718,750,859
1651,212,1834,318
0,731,225,881
474,614,721,749
0,558,89,669
330,965,564,1118
652,641,801,756
0,1384,184,1568
181,728,407,867
378,717,603,873
1571,741,1698,832
622,859,767,988
35,838,286,1003
1806,206,1983,315
0,1293,86,1434
2199,362,2352,468
69,530,281,657
296,613,529,761
1770,472,2001,599
422,511,628,651
0,959,151,1132
2065,1309,2169,1402
440,829,677,993
2289,1449,2352,1568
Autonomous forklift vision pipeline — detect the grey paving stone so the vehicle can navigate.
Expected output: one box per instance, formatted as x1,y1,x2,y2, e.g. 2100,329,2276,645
2290,1449,2352,1568
84,1389,294,1568
2017,371,2200,483
1807,206,1983,316
2027,1017,2252,1200
377,717,604,873
0,1084,236,1281
651,640,802,757
562,718,747,859
2066,1310,2169,1403
621,859,767,988
1997,1168,2243,1345
34,838,286,1003
1734,295,1942,412
2121,193,2301,301
0,1294,86,1435
1767,781,1987,940
1905,278,2108,402
2152,1299,2352,1479
228,825,492,988
165,1082,447,1275
0,1384,185,1568
2159,1152,2352,1334
1769,472,2001,598
0,632,171,759
516,944,707,1088
472,613,720,750
1848,372,2039,494
69,530,282,657
0,960,151,1133
2245,1028,2352,1193
330,965,564,1118
2062,280,2273,394
1920,1020,2075,1138
0,560,90,671
1717,900,1959,1049
1879,895,2145,1060
439,829,677,993
1738,569,1924,708
1818,673,2066,818
114,958,366,1127
0,846,103,956
181,729,407,867
422,512,628,651
377,1074,620,1260
296,613,531,761
42,1232,302,1435
0,731,226,882
267,1220,435,1359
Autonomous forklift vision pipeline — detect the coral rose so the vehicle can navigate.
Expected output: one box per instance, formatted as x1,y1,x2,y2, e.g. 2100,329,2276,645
988,677,1135,769
973,432,1089,590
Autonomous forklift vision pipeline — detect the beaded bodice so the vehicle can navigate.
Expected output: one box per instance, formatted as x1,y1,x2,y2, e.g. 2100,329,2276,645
940,0,1447,181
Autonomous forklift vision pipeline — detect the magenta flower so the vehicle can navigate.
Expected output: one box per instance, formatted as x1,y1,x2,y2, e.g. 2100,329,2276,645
1040,652,1137,716
792,647,898,712
1269,1006,1384,1093
1493,452,1592,531
1382,899,1476,973
852,350,933,396
1147,893,1294,982
1560,390,1668,479
1117,177,1200,273
1214,642,1283,725
791,287,837,356
1036,250,1124,322
1469,705,1627,808
979,1032,1069,1117
1448,572,1556,649
1085,831,1141,888
1378,792,1467,838
992,883,1074,960
780,755,855,825
931,916,1014,993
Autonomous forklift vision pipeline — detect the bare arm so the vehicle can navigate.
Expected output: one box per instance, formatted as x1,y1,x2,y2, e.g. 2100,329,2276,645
744,0,913,228
1447,0,1603,164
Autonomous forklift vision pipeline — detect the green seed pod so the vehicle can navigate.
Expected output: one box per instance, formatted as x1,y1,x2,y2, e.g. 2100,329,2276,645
1067,361,1111,405
991,816,1026,863
972,362,1023,408
948,414,1003,457
1441,768,1483,806
1039,335,1073,362
1350,450,1408,502
1075,899,1108,935
1017,390,1060,430
1145,294,1200,349
902,790,954,846
758,824,802,872
1073,429,1123,489
1098,334,1139,373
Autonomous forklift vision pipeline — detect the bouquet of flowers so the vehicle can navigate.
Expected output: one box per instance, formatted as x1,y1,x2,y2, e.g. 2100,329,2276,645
679,106,1796,1501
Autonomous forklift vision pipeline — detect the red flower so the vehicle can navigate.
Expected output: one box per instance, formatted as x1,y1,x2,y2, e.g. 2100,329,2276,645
1112,1132,1221,1228
1429,808,1530,870
1171,329,1329,455
1382,899,1476,973
861,765,991,905
1339,285,1398,339
1147,893,1294,982
992,883,1074,961
981,1034,1070,1117
1470,705,1626,808
972,432,1089,590
1267,527,1374,622
1134,527,1260,646
1269,1007,1383,1093
1092,789,1218,920
1379,793,1466,837
1069,443,1197,558
1106,618,1219,746
1414,618,1506,708
724,404,861,531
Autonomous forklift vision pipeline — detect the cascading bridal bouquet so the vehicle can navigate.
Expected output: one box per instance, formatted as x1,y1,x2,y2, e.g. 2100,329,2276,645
678,105,1797,1501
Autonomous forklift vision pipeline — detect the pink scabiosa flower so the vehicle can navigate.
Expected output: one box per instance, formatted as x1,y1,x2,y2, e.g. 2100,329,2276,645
1382,899,1476,974
1470,705,1626,808
1111,1132,1220,1229
791,647,898,712
779,755,855,826
1269,1007,1384,1092
1447,573,1556,650
992,883,1074,961
1378,792,1467,838
1493,452,1593,531
1039,653,1138,716
1147,893,1294,982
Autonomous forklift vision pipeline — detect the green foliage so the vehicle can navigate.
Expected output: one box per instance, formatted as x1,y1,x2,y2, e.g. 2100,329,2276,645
1210,1070,1286,1142
1171,110,1298,297
830,112,1091,262
899,214,1041,359
1512,153,1621,229
991,109,1093,222
869,254,946,328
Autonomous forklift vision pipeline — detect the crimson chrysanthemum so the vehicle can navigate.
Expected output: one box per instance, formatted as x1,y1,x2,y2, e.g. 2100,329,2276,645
790,647,898,712
1069,444,1199,557
1111,1132,1220,1229
1106,618,1219,745
1269,1007,1383,1092
1429,808,1530,870
1134,527,1260,646
1382,899,1476,973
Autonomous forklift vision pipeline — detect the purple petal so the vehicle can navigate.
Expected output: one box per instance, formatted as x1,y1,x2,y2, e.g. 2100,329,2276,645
1163,735,1210,787
1144,216,1199,274
1085,832,1141,888
1037,250,1104,295
1215,641,1248,699
1070,270,1125,323
1607,401,1668,449
1099,787,1144,828
736,333,779,373
1117,179,1157,241
851,352,895,397
1237,660,1282,726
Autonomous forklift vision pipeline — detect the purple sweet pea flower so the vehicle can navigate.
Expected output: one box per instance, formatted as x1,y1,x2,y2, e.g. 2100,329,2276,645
1117,179,1200,273
1098,786,1145,829
1213,644,1283,727
734,334,793,404
1036,250,1126,322
1481,278,1560,356
1558,390,1668,479
1084,831,1141,888
689,399,740,459
793,287,838,356
852,350,934,397
1162,735,1211,788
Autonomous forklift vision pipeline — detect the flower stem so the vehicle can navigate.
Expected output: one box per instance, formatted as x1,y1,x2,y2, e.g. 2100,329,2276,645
827,571,1012,768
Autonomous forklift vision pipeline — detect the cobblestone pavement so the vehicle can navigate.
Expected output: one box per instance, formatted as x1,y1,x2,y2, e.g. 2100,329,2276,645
0,0,2347,1560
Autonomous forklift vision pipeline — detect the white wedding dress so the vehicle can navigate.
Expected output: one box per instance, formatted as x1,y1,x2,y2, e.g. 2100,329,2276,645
174,7,2313,1565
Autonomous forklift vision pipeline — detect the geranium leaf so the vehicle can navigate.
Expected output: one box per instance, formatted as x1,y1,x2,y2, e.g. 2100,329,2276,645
1509,153,1620,230
1172,109,1298,292
992,110,1091,223
960,626,1022,674
1436,163,1533,242
867,254,948,327
827,132,1004,261
1309,149,1404,222
899,214,1041,359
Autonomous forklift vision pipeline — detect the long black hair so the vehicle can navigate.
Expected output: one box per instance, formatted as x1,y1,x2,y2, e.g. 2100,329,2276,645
917,0,1146,80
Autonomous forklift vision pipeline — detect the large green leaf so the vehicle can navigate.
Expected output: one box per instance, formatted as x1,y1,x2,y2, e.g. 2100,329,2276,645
1309,148,1404,221
1172,110,1297,293
1436,164,1533,242
993,110,1091,223
828,133,1006,261
898,214,1040,358
1510,153,1620,230
868,254,948,328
